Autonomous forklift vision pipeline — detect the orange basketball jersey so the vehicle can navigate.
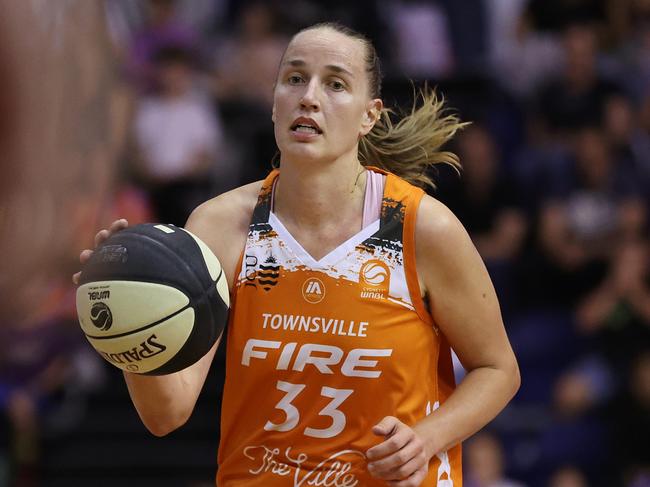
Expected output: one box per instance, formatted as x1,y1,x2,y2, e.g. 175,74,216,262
217,168,462,486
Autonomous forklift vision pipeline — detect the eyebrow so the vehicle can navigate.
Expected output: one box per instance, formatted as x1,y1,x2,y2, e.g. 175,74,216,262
284,59,354,78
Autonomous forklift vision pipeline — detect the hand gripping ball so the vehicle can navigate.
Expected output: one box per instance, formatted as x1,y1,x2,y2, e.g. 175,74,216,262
76,224,229,375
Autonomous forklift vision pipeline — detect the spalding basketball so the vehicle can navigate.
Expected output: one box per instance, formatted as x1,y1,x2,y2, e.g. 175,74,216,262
76,223,229,375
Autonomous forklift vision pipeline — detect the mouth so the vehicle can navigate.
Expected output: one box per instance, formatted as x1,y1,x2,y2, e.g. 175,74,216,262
290,117,322,135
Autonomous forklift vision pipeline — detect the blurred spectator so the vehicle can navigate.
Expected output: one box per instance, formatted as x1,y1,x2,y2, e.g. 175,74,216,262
132,45,222,226
537,375,610,482
442,125,527,263
106,0,221,68
533,23,620,140
610,351,650,484
536,127,646,306
611,0,650,97
439,0,489,75
604,94,650,179
382,0,454,79
576,239,650,372
465,431,526,487
640,97,650,206
127,0,199,92
170,0,226,36
631,5,650,96
437,125,527,313
486,0,563,97
548,466,588,487
212,2,288,110
553,357,614,418
210,2,288,185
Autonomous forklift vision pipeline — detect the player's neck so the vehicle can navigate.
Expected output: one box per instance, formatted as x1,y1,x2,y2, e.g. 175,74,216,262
274,155,367,233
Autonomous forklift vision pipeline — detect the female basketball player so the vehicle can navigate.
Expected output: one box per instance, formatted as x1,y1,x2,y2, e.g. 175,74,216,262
76,23,520,486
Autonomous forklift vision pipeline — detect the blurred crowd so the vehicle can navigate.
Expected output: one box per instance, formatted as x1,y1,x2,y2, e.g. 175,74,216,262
1,0,649,486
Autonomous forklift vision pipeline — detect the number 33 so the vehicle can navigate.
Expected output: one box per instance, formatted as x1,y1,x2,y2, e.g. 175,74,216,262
264,380,353,439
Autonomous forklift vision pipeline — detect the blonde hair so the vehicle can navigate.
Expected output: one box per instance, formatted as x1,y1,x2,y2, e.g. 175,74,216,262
298,22,468,189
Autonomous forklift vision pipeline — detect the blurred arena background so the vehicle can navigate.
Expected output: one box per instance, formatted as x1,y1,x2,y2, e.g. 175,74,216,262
0,0,649,486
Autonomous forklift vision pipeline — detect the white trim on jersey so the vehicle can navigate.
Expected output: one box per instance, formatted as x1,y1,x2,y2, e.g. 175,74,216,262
269,211,381,268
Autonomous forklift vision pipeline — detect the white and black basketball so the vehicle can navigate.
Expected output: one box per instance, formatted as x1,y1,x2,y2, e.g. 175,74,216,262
76,223,229,375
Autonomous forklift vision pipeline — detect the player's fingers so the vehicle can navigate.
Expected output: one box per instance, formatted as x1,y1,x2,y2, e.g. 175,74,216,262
367,441,420,477
108,218,128,233
80,249,94,263
386,464,427,487
366,423,411,461
74,249,95,284
371,416,400,437
94,229,110,247
383,452,427,481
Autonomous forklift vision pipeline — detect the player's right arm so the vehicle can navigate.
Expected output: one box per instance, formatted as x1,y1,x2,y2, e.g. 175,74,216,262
76,182,261,436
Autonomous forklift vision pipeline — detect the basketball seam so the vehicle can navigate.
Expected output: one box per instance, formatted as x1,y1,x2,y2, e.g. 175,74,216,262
83,268,222,340
84,303,192,340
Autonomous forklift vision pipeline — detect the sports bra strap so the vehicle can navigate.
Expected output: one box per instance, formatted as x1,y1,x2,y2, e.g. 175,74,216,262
362,169,385,229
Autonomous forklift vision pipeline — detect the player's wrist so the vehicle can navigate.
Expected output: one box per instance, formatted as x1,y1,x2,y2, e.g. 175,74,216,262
413,421,439,461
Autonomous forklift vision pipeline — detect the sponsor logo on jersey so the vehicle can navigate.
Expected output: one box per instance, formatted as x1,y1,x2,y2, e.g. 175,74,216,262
243,445,365,486
359,259,390,300
259,255,280,291
244,253,280,291
302,277,325,304
244,254,258,288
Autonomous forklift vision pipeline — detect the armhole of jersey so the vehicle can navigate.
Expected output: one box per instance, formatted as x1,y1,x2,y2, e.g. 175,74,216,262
403,191,435,327
228,247,246,316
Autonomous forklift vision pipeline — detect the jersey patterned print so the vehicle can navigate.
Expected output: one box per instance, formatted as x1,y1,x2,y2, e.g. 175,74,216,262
217,167,462,486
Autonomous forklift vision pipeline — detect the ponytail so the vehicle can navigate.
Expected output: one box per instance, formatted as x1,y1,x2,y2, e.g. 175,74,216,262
359,87,468,189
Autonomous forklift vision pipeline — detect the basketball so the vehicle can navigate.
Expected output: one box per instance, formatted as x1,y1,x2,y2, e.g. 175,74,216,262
76,223,230,375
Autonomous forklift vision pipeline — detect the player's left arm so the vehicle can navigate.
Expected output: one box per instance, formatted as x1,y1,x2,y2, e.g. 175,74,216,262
367,195,520,485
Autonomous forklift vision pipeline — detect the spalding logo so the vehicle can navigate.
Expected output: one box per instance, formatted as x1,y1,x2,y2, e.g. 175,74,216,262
360,260,390,287
90,302,113,331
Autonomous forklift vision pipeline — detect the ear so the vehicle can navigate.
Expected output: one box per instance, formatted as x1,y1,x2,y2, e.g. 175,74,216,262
360,98,383,136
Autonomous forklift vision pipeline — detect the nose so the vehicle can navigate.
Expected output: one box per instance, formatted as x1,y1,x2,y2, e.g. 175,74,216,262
299,79,320,111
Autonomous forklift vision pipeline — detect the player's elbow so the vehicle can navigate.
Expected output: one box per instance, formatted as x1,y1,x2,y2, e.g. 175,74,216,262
505,353,521,400
142,410,190,437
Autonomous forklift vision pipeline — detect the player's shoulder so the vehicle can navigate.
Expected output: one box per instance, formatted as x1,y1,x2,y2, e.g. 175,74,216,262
415,194,471,260
187,180,263,235
184,181,263,281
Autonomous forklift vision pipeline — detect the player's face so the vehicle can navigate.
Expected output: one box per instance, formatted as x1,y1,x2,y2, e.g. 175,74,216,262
272,28,381,165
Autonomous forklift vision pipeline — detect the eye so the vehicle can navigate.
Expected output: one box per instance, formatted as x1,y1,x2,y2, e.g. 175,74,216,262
329,80,345,91
288,74,304,85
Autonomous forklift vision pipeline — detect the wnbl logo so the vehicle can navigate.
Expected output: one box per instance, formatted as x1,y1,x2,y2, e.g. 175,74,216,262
359,260,390,300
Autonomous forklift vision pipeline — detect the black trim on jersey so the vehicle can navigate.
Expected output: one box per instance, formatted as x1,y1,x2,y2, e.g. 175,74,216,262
358,196,405,255
250,181,273,226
